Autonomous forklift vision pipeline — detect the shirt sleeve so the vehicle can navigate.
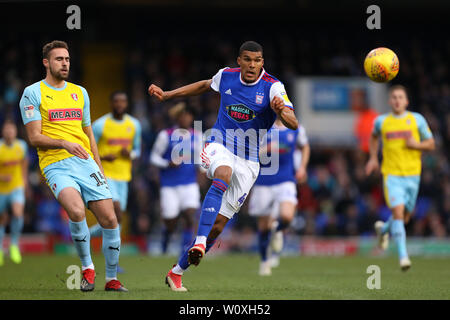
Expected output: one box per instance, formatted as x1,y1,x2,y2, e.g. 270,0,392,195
91,117,104,143
210,67,228,92
297,125,309,147
131,118,142,160
269,82,294,109
19,83,42,125
80,86,91,127
413,113,433,140
150,130,170,168
372,115,383,136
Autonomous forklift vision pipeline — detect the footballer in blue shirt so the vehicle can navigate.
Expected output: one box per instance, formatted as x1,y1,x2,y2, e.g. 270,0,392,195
148,41,298,291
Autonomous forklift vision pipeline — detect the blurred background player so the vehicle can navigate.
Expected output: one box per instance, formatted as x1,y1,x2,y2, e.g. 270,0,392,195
150,102,201,254
89,90,141,273
19,40,127,291
366,85,435,271
0,119,28,266
89,91,141,246
249,117,310,276
149,40,298,291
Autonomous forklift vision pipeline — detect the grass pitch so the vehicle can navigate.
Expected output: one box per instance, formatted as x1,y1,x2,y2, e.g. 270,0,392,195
0,254,449,299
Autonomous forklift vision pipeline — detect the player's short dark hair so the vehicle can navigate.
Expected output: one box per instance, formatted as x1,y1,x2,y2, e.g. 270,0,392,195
110,90,128,101
239,41,263,56
42,40,69,59
389,84,409,99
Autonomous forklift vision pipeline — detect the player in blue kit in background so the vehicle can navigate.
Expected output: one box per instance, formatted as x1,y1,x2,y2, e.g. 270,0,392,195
148,41,298,291
249,118,310,276
150,102,202,254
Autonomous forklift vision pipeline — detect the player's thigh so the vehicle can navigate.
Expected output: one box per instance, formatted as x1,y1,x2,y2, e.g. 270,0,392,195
178,183,201,211
10,188,25,217
405,176,421,214
57,187,86,222
201,142,234,181
160,186,181,219
219,157,259,220
248,185,274,217
383,175,407,210
107,179,128,212
274,182,298,221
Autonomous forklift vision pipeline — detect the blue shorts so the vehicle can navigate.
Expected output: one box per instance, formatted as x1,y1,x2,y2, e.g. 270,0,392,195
383,175,420,213
43,156,112,207
107,178,128,211
0,188,25,214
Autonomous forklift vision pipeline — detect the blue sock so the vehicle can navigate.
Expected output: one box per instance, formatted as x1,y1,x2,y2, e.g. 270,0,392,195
69,219,93,268
89,223,103,238
177,239,195,270
181,228,193,252
10,216,24,246
391,219,408,259
177,237,217,270
196,179,228,238
276,218,290,232
381,217,392,234
102,227,121,279
0,225,5,252
258,231,271,262
161,228,171,254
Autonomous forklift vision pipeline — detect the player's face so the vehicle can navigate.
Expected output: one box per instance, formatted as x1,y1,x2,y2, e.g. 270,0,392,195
388,89,409,114
2,123,17,141
111,93,128,115
178,111,194,129
45,48,70,81
237,51,264,83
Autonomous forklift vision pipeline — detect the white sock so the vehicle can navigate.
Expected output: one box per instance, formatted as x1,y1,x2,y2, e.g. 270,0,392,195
105,277,117,282
172,264,185,275
82,263,95,271
194,235,207,246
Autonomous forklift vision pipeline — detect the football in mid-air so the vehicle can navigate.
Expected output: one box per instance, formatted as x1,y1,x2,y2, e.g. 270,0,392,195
364,47,399,83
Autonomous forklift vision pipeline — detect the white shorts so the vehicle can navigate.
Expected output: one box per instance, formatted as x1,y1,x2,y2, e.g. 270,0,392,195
160,182,201,219
201,142,260,219
248,181,298,217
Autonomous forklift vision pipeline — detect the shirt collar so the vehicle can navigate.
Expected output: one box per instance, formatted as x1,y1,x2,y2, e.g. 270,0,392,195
239,68,265,86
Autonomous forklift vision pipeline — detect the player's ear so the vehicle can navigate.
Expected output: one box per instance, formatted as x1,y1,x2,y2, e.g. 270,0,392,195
237,56,241,66
42,58,49,68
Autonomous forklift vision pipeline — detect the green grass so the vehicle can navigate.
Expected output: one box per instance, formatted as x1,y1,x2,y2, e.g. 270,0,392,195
0,254,449,299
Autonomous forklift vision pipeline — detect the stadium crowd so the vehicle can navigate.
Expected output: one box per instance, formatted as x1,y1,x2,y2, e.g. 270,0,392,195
0,31,449,244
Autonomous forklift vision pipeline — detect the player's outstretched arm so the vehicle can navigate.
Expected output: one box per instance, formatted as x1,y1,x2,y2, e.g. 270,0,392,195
270,97,298,130
24,120,89,159
148,80,213,101
365,133,380,176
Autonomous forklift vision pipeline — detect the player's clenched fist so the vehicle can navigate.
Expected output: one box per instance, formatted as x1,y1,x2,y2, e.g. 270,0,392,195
148,84,168,101
270,96,285,114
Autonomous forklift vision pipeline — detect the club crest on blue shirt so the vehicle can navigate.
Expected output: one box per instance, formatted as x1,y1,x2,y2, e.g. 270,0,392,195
225,104,256,122
255,92,264,104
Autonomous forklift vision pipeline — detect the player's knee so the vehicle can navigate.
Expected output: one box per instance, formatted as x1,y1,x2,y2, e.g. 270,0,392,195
67,203,86,221
101,214,118,229
214,166,232,185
